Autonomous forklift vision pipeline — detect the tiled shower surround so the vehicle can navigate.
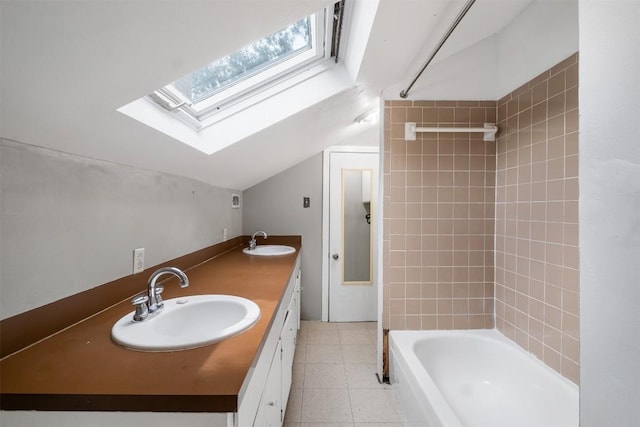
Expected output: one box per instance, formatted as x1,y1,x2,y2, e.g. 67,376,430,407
382,53,579,384
495,53,579,383
382,101,498,331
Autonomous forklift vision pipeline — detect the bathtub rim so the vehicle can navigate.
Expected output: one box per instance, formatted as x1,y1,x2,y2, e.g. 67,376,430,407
389,328,579,427
390,335,462,427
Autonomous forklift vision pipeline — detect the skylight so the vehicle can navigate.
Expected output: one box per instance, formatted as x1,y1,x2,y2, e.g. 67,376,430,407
148,12,327,130
172,17,312,105
118,2,354,156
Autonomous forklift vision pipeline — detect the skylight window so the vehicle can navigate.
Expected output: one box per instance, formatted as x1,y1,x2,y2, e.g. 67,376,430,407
118,2,351,155
149,11,330,130
172,17,312,105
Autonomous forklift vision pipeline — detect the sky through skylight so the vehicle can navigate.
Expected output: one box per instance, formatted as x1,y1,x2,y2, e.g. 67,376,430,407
171,17,312,105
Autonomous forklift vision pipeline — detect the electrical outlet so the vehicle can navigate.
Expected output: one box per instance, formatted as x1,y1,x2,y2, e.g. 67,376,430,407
133,248,145,274
223,228,228,242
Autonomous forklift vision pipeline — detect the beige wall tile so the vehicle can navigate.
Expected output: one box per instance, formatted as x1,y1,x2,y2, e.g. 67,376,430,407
493,52,580,384
383,101,497,338
382,53,579,384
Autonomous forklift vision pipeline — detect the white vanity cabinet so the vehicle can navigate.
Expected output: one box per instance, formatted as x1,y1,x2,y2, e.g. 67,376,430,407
253,339,282,427
280,296,297,417
237,258,301,427
251,267,300,427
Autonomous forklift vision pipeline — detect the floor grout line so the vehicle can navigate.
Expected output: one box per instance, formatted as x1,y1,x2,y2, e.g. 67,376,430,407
284,321,404,425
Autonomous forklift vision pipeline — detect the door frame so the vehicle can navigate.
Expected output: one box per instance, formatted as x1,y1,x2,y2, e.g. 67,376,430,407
321,146,381,320
322,145,383,380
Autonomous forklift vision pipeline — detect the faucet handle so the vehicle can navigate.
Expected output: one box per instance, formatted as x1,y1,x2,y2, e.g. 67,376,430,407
154,285,165,310
131,294,149,322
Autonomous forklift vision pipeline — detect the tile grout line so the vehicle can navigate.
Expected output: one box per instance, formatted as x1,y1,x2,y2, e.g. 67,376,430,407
289,322,403,425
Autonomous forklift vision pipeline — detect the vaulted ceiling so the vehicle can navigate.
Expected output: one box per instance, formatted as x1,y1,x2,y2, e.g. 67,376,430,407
0,0,577,190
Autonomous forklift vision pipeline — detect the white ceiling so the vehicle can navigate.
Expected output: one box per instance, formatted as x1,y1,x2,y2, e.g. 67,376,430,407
0,0,577,190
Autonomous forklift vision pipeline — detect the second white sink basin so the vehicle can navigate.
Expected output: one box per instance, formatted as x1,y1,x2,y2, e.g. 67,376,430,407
243,245,296,256
111,295,260,351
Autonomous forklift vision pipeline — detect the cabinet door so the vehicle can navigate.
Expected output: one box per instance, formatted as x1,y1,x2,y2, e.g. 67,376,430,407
280,303,296,417
294,269,301,331
253,340,282,427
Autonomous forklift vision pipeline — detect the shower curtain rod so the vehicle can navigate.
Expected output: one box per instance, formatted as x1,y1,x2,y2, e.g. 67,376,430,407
399,0,476,98
404,122,498,142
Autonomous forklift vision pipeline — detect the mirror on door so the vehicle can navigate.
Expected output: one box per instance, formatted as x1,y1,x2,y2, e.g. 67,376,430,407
342,169,373,284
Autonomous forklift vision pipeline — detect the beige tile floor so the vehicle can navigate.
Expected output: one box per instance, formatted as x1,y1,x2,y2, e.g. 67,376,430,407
283,321,405,427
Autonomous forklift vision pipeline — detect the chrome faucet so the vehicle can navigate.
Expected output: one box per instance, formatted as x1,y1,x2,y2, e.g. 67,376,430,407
130,267,189,321
147,267,189,313
248,231,268,250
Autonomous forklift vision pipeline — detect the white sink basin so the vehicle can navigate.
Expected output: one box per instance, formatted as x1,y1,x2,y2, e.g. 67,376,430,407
111,295,260,351
243,245,296,256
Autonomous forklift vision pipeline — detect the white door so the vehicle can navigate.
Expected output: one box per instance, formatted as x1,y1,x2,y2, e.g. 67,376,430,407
329,151,378,322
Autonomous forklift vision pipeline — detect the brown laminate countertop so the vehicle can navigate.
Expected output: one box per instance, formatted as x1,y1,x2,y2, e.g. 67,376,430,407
0,242,301,412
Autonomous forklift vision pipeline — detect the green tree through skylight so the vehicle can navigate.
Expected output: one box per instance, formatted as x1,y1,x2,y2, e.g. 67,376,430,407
173,17,311,104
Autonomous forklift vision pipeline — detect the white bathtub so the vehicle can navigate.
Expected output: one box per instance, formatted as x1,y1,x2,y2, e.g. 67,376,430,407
389,329,578,427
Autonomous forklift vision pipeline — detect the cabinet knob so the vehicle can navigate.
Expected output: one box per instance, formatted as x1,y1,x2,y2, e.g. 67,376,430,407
332,253,339,260
268,400,277,406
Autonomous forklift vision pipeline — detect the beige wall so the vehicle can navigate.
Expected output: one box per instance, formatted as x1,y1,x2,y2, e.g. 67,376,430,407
382,101,497,331
495,53,580,384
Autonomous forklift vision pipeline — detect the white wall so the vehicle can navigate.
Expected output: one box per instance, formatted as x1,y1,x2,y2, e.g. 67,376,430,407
0,139,241,319
579,0,640,424
383,0,579,101
495,0,578,98
242,154,323,320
